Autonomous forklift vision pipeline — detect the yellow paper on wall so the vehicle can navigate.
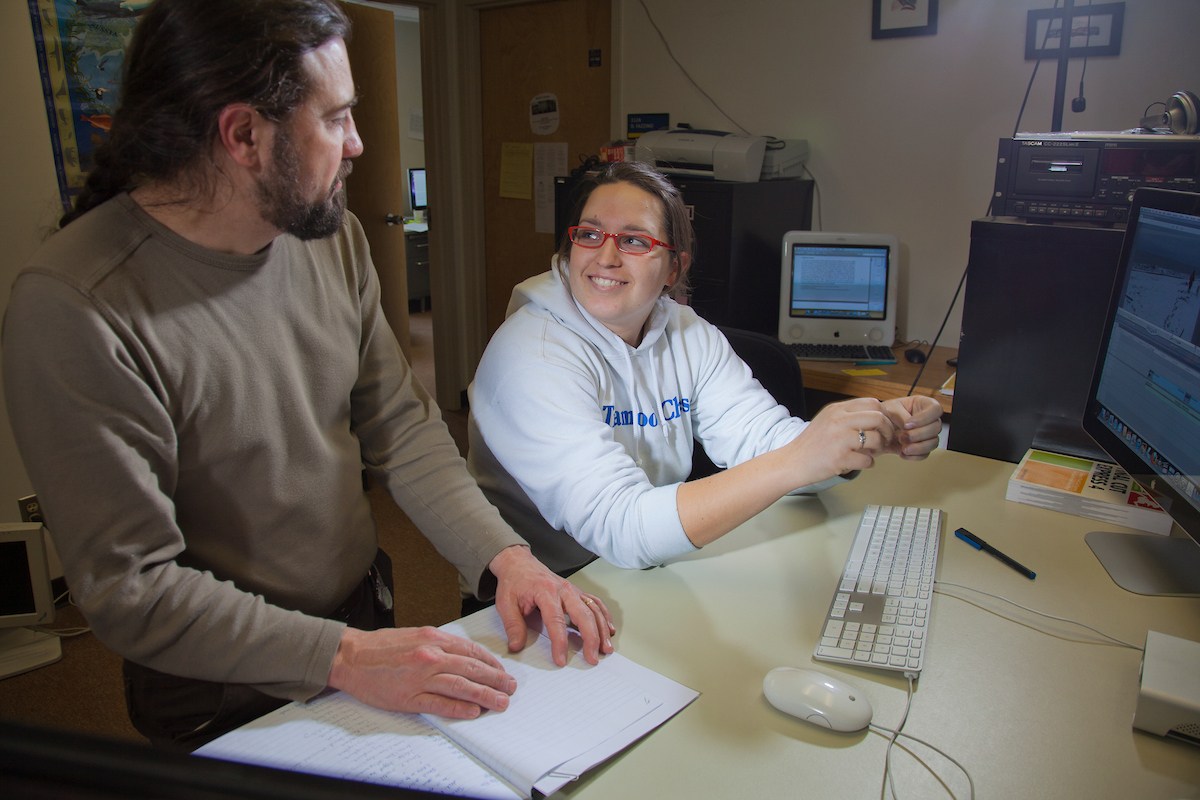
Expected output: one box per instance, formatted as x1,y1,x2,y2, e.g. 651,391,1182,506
499,142,534,200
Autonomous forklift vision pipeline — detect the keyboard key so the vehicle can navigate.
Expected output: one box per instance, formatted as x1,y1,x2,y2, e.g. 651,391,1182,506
817,645,855,660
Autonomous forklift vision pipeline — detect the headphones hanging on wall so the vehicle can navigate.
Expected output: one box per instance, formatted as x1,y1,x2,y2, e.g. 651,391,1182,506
1140,90,1200,135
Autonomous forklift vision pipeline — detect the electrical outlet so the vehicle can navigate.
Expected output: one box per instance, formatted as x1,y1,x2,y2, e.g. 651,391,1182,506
18,494,43,523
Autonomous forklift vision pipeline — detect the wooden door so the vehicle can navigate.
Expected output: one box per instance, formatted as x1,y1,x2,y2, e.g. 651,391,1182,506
479,0,611,335
341,2,411,355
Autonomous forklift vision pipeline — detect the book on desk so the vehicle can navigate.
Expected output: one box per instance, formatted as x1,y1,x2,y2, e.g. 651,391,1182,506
194,608,698,799
1006,448,1173,535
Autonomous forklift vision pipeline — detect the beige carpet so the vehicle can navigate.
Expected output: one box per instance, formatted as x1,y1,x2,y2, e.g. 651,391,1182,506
0,310,468,744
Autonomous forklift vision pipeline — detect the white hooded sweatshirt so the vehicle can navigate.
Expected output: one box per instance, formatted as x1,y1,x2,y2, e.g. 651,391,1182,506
468,260,840,574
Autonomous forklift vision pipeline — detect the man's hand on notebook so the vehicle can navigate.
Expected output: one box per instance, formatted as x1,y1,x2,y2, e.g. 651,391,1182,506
327,625,518,719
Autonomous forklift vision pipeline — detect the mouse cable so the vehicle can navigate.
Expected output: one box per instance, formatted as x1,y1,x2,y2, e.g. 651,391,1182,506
872,673,976,800
882,673,913,800
933,580,1144,651
869,726,976,800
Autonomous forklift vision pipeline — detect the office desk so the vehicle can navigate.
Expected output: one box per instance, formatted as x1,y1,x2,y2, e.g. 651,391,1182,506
563,449,1200,799
798,344,957,414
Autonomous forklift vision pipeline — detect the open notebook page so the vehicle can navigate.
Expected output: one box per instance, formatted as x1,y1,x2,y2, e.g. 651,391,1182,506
196,607,697,798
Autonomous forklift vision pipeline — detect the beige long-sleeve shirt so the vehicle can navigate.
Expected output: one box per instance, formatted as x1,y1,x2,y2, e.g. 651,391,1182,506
2,195,524,701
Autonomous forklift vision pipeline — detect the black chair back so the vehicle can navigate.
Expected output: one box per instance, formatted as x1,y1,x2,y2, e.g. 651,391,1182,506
689,326,806,480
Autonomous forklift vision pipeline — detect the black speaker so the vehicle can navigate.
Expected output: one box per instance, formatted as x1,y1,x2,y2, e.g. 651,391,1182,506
949,218,1125,464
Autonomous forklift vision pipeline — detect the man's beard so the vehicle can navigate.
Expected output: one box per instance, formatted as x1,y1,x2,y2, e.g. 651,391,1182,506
257,126,352,241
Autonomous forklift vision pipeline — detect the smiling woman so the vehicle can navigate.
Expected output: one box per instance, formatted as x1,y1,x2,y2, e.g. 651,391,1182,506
564,181,684,346
463,161,945,584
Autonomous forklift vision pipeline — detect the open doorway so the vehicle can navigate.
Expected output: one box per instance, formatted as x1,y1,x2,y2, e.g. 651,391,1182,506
389,7,438,399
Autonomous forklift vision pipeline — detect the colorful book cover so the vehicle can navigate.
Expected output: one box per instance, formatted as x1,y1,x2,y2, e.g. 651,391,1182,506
1006,449,1172,535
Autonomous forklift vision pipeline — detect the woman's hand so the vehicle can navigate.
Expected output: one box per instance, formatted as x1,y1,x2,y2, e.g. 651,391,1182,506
880,395,943,460
790,397,898,477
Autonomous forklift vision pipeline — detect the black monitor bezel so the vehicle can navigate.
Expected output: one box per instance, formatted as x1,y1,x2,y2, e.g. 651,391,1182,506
1081,187,1200,546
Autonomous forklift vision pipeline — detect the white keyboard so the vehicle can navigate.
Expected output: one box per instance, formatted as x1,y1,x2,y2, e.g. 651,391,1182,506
813,505,943,674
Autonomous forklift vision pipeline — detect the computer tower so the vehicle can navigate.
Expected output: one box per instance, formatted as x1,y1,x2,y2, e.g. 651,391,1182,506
949,217,1125,463
554,176,813,335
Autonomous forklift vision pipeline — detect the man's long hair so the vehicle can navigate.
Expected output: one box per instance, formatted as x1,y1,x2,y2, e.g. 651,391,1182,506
60,0,351,228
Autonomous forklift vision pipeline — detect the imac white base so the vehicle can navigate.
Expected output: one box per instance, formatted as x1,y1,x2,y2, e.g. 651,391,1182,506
1134,631,1200,747
0,627,62,680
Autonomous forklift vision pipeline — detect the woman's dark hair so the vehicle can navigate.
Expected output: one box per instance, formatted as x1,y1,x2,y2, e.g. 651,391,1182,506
557,161,696,301
60,0,351,227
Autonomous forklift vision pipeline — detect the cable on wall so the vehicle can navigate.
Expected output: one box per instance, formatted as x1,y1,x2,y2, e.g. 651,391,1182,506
637,0,752,137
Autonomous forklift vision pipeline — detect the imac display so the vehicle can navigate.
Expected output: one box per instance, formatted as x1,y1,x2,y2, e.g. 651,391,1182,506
408,167,427,214
777,231,898,347
1082,188,1200,596
0,523,61,678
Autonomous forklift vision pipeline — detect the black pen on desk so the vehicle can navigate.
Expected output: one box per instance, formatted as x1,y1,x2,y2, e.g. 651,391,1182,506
954,527,1036,580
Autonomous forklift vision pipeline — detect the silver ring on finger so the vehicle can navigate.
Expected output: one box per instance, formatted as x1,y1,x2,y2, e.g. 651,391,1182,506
858,430,867,450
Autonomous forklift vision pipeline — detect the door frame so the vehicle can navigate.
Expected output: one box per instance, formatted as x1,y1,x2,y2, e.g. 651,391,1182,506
365,0,621,410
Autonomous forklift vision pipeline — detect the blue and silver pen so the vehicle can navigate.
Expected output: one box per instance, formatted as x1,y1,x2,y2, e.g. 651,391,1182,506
954,527,1036,580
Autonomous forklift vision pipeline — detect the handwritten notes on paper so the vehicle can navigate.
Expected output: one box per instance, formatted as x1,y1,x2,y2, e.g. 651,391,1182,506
196,693,523,799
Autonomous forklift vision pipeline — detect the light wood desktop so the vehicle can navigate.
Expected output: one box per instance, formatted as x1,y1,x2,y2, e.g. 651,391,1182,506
798,344,957,414
562,448,1200,799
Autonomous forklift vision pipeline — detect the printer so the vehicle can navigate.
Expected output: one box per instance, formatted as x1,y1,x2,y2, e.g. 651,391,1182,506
634,129,808,182
635,129,767,182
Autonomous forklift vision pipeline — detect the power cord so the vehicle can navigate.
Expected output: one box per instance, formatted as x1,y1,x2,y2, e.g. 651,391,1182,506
32,588,92,638
933,580,1144,650
905,265,967,398
637,0,752,136
916,4,1069,396
1013,0,1062,135
30,624,91,638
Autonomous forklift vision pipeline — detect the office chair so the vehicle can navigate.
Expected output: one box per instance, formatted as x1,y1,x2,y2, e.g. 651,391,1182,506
689,326,807,480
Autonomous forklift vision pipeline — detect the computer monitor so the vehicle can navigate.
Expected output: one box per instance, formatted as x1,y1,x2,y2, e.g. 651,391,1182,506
407,167,427,214
0,523,61,678
1081,187,1200,597
776,231,898,348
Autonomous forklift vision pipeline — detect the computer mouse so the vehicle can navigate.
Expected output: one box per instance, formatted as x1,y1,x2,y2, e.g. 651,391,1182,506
904,348,927,364
762,667,873,732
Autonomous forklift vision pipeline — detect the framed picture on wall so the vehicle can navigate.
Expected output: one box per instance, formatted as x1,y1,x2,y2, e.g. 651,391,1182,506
872,0,939,40
1025,3,1124,60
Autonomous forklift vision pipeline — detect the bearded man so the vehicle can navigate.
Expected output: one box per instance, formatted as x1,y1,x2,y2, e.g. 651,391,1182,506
2,0,612,752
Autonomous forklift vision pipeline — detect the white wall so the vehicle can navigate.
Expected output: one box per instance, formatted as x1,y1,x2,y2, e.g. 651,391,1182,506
0,4,67,522
616,0,1200,344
